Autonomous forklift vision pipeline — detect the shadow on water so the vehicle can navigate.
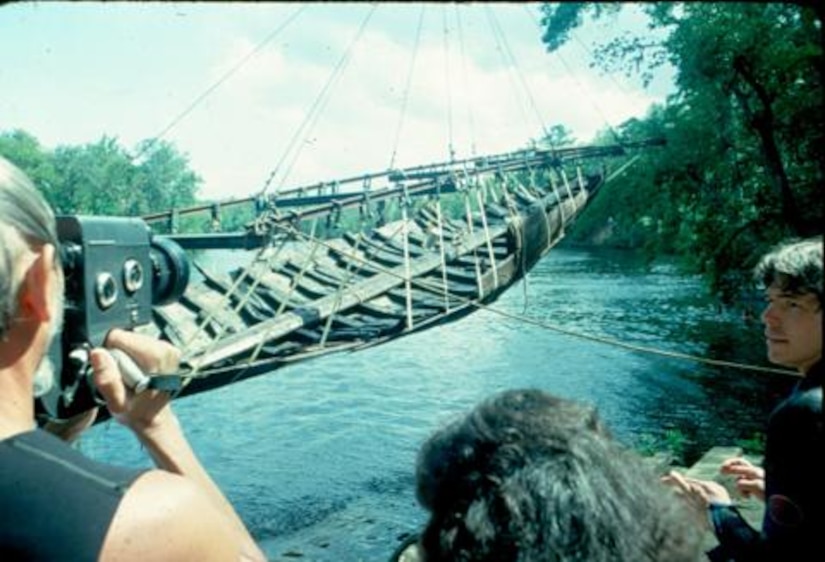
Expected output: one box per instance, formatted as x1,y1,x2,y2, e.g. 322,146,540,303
80,245,795,560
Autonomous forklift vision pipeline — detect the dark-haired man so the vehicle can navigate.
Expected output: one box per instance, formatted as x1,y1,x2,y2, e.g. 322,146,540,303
664,236,823,561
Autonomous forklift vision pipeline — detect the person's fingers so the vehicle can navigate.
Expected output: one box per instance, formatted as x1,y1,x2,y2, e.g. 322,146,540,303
662,472,718,518
736,479,764,495
724,465,764,480
661,470,690,493
720,457,753,473
90,348,128,415
104,329,181,373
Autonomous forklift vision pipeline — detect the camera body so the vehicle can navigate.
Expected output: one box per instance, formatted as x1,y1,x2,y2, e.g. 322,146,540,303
36,216,190,422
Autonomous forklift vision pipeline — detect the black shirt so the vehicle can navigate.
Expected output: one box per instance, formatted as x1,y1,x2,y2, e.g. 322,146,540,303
0,429,144,561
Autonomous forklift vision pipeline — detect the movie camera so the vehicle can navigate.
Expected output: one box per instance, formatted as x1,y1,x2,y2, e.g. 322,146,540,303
36,216,190,422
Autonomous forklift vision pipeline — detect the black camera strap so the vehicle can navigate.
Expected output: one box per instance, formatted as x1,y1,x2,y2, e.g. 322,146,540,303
146,375,183,392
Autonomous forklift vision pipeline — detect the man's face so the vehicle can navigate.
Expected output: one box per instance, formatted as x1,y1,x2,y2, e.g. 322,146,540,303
761,284,822,373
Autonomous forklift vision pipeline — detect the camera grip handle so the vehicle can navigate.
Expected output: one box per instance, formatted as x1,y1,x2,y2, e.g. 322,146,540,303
109,348,183,393
108,348,151,393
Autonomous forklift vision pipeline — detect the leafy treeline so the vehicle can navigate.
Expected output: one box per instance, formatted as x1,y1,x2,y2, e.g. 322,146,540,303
0,130,254,234
542,3,823,304
0,130,199,217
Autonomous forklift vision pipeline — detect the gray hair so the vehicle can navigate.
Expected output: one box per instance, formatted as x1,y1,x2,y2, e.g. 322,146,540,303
754,236,824,306
0,155,59,339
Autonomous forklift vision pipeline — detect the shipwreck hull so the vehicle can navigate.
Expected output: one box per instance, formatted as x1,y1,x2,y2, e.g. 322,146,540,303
139,176,599,400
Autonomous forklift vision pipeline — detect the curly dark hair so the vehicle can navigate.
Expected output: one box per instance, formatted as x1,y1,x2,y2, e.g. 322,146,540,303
415,389,703,562
754,236,823,307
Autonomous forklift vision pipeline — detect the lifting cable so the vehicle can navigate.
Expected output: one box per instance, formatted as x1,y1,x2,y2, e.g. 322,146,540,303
434,196,452,311
460,173,486,299
257,3,378,198
482,5,534,142
485,5,550,142
442,6,456,161
474,300,798,378
132,4,307,164
454,6,478,157
320,231,369,347
521,5,624,145
388,4,427,171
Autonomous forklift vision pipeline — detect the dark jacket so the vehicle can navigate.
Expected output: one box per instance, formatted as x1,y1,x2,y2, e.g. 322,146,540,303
708,361,823,561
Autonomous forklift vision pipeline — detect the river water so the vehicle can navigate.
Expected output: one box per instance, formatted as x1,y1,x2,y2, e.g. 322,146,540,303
79,245,795,561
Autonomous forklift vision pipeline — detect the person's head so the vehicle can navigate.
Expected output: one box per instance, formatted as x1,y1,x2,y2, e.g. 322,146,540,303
414,389,702,562
755,236,823,373
0,155,63,396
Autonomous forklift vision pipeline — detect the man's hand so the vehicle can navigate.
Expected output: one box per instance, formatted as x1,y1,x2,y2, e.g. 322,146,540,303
90,329,181,434
720,457,765,500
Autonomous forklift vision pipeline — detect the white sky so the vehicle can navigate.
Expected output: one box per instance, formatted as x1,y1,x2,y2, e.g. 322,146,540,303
0,2,675,201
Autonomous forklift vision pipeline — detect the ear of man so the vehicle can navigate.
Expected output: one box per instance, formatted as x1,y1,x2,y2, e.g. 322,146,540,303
18,244,59,325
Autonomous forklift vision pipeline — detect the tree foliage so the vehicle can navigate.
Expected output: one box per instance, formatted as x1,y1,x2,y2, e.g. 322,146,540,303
543,2,824,304
1,130,201,215
0,130,211,232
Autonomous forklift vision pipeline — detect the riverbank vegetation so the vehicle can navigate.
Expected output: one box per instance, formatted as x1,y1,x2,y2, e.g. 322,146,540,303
542,3,823,306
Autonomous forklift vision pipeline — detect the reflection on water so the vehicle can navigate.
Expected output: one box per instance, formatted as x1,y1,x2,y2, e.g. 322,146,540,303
79,245,793,561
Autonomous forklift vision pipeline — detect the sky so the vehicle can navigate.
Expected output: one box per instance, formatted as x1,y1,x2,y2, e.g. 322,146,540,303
0,1,675,202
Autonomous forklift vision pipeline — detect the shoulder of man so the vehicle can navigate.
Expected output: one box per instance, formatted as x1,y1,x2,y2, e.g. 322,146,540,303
100,469,243,562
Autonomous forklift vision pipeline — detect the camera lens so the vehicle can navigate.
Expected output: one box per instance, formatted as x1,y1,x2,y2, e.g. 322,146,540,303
95,272,118,310
123,259,144,294
150,236,190,306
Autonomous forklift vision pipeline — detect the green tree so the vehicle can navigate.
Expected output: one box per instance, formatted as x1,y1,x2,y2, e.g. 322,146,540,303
131,139,201,216
542,2,823,304
0,130,59,203
50,137,133,215
538,124,577,149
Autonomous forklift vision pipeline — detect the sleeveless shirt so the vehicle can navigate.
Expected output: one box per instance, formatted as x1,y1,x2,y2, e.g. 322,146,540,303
1,429,144,561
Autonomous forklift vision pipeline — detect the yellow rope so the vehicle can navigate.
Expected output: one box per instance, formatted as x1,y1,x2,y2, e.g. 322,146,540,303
470,300,799,378
173,170,797,384
276,221,798,379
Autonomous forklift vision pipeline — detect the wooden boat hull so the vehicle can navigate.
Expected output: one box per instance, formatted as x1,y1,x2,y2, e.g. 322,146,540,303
140,176,599,401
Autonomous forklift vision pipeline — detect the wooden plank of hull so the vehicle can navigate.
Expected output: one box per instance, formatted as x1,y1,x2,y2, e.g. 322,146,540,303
292,263,411,321
324,240,481,302
151,301,218,351
363,227,508,283
180,285,244,336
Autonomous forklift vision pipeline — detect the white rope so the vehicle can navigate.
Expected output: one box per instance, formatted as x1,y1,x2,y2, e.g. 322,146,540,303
434,196,452,312
463,185,485,299
401,190,415,330
476,186,499,290
549,171,566,225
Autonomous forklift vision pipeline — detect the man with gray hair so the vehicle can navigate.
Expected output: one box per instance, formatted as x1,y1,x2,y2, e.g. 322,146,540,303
664,236,823,561
0,155,266,561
